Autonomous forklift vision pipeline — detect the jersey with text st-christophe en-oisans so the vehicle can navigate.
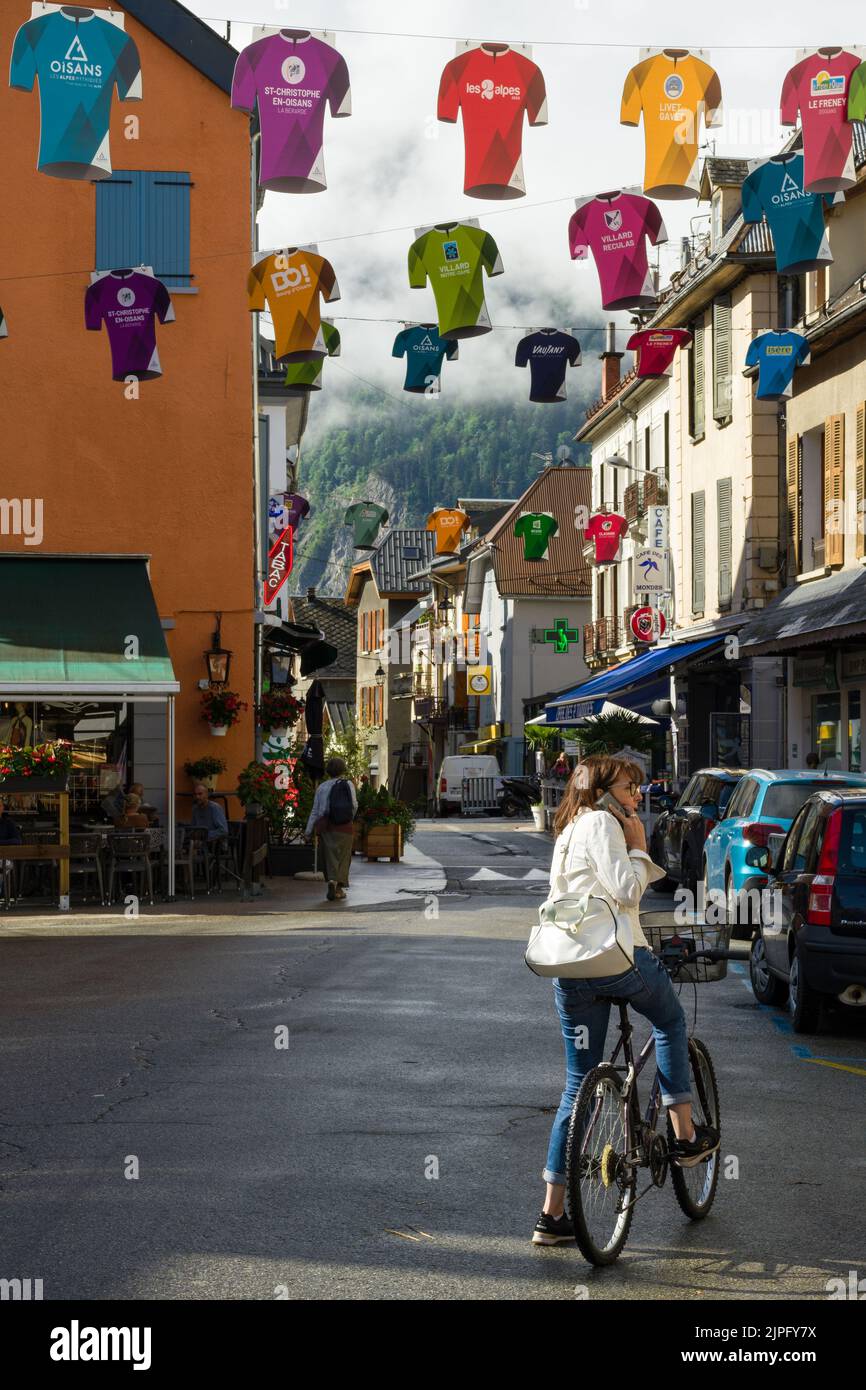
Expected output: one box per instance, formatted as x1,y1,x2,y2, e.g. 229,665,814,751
231,31,351,193
408,223,503,338
10,8,141,179
437,44,547,198
569,192,667,311
247,250,340,361
85,271,174,381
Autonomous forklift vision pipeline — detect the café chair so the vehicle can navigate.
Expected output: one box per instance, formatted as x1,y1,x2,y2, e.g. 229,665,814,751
69,833,106,905
175,826,211,898
106,832,154,907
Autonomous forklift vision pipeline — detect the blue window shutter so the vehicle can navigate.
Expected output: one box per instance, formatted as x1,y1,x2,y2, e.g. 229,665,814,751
95,172,141,272
96,171,191,288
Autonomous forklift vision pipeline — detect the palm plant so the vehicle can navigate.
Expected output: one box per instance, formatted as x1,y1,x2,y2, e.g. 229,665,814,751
572,711,654,758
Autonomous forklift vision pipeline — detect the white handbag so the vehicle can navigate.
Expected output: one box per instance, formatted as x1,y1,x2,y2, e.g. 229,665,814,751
525,820,635,979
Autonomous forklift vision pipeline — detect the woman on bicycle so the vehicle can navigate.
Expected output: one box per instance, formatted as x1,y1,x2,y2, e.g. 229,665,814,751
533,753,719,1246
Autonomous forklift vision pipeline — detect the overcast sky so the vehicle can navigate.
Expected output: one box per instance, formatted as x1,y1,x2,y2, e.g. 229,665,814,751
192,1,857,435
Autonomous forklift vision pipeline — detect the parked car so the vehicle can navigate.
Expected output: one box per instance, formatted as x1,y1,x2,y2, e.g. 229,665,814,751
745,788,866,1032
649,768,744,895
436,754,502,816
702,769,866,937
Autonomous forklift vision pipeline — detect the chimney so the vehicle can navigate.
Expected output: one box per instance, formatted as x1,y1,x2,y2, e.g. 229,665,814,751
599,322,624,401
307,585,316,598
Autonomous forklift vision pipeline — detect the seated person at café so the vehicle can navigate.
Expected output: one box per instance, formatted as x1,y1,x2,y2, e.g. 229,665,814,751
113,793,149,830
190,783,228,841
0,798,23,845
99,771,126,823
129,782,159,825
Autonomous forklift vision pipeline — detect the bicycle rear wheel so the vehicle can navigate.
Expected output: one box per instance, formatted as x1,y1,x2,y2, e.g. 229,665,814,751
565,1064,636,1265
668,1037,721,1219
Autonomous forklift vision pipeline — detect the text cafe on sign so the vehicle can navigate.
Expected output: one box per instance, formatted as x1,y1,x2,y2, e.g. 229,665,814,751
264,527,293,606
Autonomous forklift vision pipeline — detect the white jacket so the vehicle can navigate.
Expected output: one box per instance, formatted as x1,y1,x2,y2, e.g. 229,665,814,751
549,808,666,951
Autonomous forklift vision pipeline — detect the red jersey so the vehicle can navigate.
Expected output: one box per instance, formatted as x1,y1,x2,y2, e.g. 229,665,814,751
586,513,627,564
627,328,692,377
437,44,547,199
781,48,861,194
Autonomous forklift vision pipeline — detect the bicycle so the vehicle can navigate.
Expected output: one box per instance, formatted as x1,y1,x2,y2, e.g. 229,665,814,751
564,932,733,1266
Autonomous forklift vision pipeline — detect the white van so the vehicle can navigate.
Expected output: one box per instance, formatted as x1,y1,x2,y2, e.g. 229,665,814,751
436,754,502,816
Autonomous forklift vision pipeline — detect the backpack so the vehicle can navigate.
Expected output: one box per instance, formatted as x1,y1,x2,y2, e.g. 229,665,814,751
327,778,354,825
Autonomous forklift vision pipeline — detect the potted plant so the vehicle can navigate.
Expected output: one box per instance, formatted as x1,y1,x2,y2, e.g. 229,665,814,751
360,786,415,862
572,711,654,759
183,755,227,791
256,688,305,739
525,723,562,774
201,689,247,736
0,740,73,792
237,760,316,874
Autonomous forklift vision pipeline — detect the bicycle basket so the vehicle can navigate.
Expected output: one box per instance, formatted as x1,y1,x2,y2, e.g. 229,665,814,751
641,918,732,983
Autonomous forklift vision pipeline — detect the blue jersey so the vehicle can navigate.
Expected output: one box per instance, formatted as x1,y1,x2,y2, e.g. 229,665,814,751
515,329,581,402
392,324,458,393
10,9,141,179
745,331,810,401
741,154,834,275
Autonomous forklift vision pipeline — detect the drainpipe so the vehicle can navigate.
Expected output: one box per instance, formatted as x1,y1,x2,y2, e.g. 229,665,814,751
251,132,264,762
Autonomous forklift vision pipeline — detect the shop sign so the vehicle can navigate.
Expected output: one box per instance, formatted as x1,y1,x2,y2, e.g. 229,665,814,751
841,649,866,681
630,605,666,642
263,526,293,606
792,653,838,689
647,505,669,550
634,547,667,594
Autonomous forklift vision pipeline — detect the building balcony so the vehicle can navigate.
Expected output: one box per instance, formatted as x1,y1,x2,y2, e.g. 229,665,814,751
585,617,622,666
624,473,669,534
414,697,479,729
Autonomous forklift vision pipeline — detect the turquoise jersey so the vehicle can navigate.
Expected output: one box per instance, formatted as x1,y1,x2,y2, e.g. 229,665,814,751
10,9,141,179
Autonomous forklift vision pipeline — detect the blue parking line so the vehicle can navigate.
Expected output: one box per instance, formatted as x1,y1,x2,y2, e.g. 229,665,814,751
727,953,865,1067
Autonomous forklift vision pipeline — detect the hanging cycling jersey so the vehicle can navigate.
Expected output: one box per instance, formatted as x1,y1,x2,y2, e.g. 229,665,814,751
85,269,174,381
514,513,559,561
408,221,503,339
345,501,389,550
627,328,692,378
781,47,861,194
569,191,667,311
247,248,340,361
427,508,470,554
437,42,548,199
745,331,811,402
620,48,722,199
284,320,341,391
741,152,837,274
515,330,581,402
392,324,458,393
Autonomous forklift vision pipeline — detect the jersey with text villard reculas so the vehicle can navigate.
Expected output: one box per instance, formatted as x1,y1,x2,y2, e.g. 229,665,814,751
437,44,548,199
10,7,141,179
231,31,351,193
85,271,174,381
781,48,861,194
569,192,667,311
248,250,340,361
408,223,503,338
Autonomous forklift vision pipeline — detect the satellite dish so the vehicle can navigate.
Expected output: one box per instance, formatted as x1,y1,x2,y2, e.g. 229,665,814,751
556,445,573,463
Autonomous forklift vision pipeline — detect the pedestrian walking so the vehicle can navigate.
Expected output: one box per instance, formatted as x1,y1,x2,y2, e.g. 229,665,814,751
305,756,358,902
532,752,719,1246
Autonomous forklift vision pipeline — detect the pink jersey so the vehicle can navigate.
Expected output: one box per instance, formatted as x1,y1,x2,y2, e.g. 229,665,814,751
627,328,692,378
780,48,860,194
585,513,627,564
569,192,667,311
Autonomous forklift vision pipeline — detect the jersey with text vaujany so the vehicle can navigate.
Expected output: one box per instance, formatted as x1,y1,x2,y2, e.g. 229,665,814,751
284,320,340,391
514,513,558,561
620,51,722,199
248,250,340,361
585,513,627,564
427,508,470,554
741,153,835,273
515,331,581,402
85,271,174,381
626,328,691,378
231,31,351,193
345,501,389,549
569,193,666,311
437,44,547,199
745,332,811,402
10,8,141,179
392,325,459,393
408,224,503,338
781,49,860,194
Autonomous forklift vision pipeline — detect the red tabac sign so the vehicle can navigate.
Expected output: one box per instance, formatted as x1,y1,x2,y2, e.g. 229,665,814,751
264,526,293,606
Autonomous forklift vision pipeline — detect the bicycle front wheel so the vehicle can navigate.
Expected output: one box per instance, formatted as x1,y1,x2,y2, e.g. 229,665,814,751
565,1064,636,1265
669,1037,721,1220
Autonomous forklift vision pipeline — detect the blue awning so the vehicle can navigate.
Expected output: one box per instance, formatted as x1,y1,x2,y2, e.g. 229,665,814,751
545,638,720,726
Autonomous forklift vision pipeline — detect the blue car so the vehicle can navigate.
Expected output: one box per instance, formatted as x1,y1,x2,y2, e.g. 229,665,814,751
702,769,866,934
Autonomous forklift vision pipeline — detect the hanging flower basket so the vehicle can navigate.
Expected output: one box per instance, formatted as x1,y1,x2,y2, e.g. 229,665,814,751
0,741,72,792
209,724,228,737
200,689,247,732
184,756,226,789
257,689,305,735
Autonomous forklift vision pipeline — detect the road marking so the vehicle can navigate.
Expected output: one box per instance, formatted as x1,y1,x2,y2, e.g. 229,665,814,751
731,957,866,1074
467,868,512,880
522,869,549,880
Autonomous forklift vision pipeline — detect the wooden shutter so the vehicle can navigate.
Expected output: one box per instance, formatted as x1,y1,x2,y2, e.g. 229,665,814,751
786,433,801,574
376,686,383,725
717,477,733,606
96,171,192,287
361,612,368,652
380,608,386,649
857,403,866,560
692,491,706,613
824,414,845,566
690,321,706,438
712,297,733,422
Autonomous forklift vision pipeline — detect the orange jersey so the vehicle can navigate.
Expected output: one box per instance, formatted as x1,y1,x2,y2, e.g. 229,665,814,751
247,249,340,361
427,508,470,554
620,51,722,200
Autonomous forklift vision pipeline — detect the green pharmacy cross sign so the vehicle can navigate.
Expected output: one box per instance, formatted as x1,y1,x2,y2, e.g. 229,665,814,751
542,618,579,654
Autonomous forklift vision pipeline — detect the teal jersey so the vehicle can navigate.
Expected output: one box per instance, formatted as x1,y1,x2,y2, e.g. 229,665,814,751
10,9,141,179
392,324,458,393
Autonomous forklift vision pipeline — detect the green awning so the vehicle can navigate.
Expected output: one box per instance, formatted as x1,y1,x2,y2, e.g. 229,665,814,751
0,556,179,696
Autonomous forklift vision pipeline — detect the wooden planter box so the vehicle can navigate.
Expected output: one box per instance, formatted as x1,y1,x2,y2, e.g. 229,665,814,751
365,823,403,863
0,775,70,793
352,821,367,855
267,841,316,876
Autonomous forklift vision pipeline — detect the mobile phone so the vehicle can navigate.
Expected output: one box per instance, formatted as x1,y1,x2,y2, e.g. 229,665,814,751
596,791,632,818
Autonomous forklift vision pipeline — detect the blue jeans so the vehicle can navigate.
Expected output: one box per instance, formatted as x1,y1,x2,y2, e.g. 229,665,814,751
543,947,692,1185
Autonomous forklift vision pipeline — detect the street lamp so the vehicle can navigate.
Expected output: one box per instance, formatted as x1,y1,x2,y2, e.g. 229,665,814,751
269,648,294,687
204,614,232,687
374,663,385,688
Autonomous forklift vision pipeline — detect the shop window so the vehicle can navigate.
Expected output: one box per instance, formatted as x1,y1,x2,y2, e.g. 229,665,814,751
813,692,842,768
96,171,193,290
848,690,861,772
0,700,132,817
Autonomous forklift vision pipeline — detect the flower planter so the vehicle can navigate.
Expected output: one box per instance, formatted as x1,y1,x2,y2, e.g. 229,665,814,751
365,823,403,863
190,773,218,791
0,774,70,793
352,820,367,855
264,725,289,740
531,803,547,832
209,724,228,737
267,841,316,876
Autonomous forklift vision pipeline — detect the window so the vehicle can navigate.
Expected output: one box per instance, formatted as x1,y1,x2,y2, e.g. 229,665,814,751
663,412,670,482
677,776,699,809
849,690,862,772
375,685,384,726
96,171,193,289
787,432,802,574
782,803,822,873
812,693,842,768
691,491,706,613
462,612,481,660
763,780,838,820
712,296,733,424
840,810,866,873
717,477,733,608
727,777,758,819
644,425,651,472
824,414,845,567
688,320,705,440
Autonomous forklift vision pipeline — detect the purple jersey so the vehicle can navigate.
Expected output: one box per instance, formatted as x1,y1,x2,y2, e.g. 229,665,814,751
569,191,667,311
85,271,174,381
284,493,311,533
231,31,351,193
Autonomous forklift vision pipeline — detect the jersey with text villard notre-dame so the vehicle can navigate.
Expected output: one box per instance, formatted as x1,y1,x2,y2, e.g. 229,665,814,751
437,44,548,198
408,223,503,339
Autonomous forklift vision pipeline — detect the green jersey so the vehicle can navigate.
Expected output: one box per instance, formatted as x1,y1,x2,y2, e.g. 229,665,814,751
514,512,558,561
407,222,503,338
284,320,341,392
345,501,389,550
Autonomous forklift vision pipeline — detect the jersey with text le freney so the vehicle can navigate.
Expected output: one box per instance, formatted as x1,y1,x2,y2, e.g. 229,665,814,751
620,51,722,199
10,8,141,179
515,331,581,402
408,224,503,338
392,325,458,393
85,271,174,381
569,193,666,311
437,44,547,198
781,49,861,194
248,250,340,361
231,32,351,193
627,328,691,378
741,153,836,273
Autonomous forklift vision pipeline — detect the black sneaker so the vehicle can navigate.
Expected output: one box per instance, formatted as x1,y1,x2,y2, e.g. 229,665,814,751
531,1209,574,1246
326,882,337,901
671,1122,720,1168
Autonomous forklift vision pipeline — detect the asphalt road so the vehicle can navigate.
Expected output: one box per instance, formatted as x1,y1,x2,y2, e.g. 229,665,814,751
1,817,865,1300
